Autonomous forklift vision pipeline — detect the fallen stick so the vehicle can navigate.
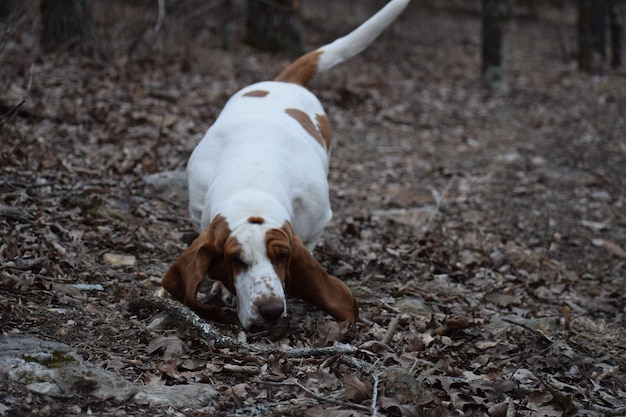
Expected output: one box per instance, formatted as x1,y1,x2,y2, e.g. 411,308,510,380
127,295,360,359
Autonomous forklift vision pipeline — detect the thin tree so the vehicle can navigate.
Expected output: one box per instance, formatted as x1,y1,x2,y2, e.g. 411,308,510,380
482,0,505,90
245,0,303,56
609,0,622,67
39,0,99,54
577,0,622,70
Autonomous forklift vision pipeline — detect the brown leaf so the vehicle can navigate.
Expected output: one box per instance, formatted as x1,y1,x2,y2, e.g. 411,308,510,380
484,290,522,308
342,374,372,402
379,396,423,417
147,335,187,360
51,283,86,300
592,238,626,259
304,406,366,417
157,360,182,380
317,320,348,345
102,252,136,267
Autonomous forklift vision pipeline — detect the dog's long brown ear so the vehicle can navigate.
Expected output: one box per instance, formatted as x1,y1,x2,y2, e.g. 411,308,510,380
284,229,358,325
161,216,230,322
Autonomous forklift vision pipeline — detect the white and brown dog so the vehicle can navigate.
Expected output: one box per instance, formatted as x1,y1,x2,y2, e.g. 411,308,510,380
162,0,410,330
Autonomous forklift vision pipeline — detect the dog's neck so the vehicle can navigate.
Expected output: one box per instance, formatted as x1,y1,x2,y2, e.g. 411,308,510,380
204,189,290,231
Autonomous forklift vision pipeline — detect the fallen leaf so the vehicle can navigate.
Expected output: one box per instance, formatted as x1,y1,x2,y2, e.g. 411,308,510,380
591,238,626,259
343,374,372,402
147,336,187,360
102,253,136,267
304,406,366,417
580,220,608,231
379,396,423,417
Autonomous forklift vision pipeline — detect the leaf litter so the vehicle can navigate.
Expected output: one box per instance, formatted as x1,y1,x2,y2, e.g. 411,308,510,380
1,1,625,416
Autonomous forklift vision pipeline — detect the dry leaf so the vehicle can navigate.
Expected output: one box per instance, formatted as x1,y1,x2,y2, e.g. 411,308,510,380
591,238,626,258
102,253,136,267
304,406,366,417
342,374,372,402
147,336,187,360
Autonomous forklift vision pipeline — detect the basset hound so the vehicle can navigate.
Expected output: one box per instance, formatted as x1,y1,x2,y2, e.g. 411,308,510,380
162,0,410,330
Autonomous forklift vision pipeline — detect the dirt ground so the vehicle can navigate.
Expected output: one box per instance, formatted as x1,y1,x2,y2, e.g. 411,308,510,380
1,1,625,416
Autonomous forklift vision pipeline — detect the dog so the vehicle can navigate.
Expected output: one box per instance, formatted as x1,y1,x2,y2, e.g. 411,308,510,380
162,0,410,330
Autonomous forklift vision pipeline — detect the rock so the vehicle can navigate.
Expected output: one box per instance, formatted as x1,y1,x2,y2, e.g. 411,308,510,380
393,296,432,317
372,207,437,228
0,335,220,413
0,335,136,402
135,384,219,410
143,170,188,194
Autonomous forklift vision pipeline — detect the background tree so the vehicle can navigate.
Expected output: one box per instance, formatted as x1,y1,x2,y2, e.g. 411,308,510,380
609,0,623,67
578,0,622,70
245,0,303,56
40,0,99,54
482,0,505,90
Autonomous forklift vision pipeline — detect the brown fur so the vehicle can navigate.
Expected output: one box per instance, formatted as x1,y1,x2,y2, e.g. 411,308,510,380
285,108,328,149
274,50,324,87
242,90,270,98
162,216,358,325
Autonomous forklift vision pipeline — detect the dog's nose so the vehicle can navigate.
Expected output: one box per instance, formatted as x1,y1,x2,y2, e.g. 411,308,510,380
258,301,284,323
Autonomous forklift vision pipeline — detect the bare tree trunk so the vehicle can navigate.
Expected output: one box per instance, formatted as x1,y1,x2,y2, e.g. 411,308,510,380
222,0,234,50
609,0,623,67
0,0,21,18
0,0,24,56
245,0,303,57
577,0,611,71
482,0,505,90
578,0,593,71
40,0,98,53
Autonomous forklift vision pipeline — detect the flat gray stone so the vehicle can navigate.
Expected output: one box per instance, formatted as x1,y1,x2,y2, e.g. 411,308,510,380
0,335,219,412
135,384,219,410
0,335,136,402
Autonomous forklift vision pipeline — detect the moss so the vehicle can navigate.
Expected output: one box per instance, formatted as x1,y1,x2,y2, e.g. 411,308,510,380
22,350,77,369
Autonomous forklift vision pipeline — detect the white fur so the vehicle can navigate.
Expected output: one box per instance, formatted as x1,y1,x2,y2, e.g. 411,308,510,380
187,83,331,328
185,0,409,329
316,0,410,73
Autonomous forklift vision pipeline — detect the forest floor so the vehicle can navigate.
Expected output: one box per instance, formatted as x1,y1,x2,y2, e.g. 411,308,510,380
1,2,625,416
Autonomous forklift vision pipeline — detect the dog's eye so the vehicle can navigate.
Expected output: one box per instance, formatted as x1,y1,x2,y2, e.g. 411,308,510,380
231,255,248,269
274,253,288,264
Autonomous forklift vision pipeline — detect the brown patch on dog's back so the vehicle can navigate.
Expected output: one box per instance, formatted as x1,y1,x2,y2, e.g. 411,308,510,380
315,114,332,149
243,90,270,98
274,50,323,87
285,108,326,149
248,216,265,225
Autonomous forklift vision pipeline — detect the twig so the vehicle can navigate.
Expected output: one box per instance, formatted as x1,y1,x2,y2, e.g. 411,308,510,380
506,397,515,417
154,0,165,33
370,371,380,417
284,342,358,359
422,176,455,233
381,314,401,345
571,402,626,416
127,295,360,359
127,295,254,352
500,316,553,343
340,352,377,371
256,379,371,412
596,364,620,383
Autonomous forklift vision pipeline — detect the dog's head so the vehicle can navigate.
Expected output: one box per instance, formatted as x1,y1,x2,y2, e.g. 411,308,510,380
161,215,358,330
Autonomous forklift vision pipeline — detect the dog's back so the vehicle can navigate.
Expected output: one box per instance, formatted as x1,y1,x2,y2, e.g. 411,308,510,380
166,0,410,329
187,0,410,239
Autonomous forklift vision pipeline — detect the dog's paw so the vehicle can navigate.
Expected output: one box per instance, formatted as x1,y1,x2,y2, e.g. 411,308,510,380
210,281,236,307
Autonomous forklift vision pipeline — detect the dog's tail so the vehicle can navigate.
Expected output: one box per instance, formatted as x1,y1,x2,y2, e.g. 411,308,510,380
275,0,410,87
